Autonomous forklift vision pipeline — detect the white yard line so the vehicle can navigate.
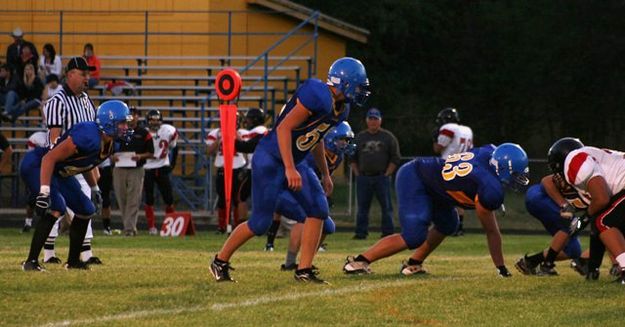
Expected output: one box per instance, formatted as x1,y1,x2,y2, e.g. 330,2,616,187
39,276,474,327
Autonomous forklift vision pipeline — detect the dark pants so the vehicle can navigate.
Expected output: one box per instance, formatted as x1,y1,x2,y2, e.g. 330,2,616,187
355,174,394,237
144,166,174,206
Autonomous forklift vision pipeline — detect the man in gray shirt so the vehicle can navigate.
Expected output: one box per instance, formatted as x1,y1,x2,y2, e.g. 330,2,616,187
350,107,401,239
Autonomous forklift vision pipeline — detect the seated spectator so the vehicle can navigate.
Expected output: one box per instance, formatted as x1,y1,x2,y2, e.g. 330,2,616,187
83,43,101,88
17,43,38,78
5,27,39,78
42,74,62,104
1,62,43,122
38,43,62,81
0,64,17,109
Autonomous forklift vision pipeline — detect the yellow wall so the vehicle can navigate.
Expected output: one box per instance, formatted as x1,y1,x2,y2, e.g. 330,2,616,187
0,0,346,78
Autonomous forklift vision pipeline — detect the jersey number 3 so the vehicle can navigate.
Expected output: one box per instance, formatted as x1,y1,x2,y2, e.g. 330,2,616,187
442,152,474,181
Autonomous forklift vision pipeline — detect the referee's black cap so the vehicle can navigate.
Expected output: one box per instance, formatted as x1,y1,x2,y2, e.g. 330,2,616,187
66,57,95,72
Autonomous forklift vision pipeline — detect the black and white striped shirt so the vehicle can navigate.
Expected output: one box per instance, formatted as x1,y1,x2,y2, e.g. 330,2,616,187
44,84,96,135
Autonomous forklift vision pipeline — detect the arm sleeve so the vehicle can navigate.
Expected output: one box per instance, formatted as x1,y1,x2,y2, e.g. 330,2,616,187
235,134,262,153
44,96,64,128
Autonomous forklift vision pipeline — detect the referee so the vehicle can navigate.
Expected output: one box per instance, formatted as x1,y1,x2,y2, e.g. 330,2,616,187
38,56,102,266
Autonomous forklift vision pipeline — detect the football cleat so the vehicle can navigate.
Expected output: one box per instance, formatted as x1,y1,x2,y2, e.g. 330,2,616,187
586,268,600,280
613,271,625,285
22,260,46,272
570,258,589,276
343,256,372,274
294,268,329,284
103,227,112,236
64,261,91,270
537,262,558,276
85,257,103,265
400,261,427,276
281,263,297,271
210,256,236,282
497,265,512,277
148,227,158,236
318,243,328,252
21,223,32,233
44,256,62,264
610,264,621,277
264,243,274,252
514,256,537,275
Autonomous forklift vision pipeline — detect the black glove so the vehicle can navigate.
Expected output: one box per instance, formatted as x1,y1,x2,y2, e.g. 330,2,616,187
569,215,591,236
35,192,50,216
559,203,576,219
91,187,103,215
497,265,512,277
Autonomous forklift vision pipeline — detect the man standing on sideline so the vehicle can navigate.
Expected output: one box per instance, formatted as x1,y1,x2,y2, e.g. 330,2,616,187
112,107,154,236
42,57,101,265
433,107,473,236
350,107,401,239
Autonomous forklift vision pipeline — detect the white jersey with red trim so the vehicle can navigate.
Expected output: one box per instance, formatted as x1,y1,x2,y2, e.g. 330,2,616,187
27,131,49,150
241,125,269,169
205,128,247,169
564,146,625,195
437,123,474,159
144,124,178,170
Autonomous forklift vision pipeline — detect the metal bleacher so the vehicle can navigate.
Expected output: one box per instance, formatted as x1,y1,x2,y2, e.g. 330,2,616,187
1,10,323,211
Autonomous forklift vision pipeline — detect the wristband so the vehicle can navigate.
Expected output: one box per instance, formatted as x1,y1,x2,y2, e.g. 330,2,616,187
40,185,50,195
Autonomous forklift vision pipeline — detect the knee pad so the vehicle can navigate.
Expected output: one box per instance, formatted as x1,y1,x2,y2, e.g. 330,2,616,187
322,216,336,235
435,219,459,236
400,215,427,249
247,215,273,236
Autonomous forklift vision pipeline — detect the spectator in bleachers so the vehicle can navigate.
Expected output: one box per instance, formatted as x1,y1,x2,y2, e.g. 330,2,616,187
42,74,63,105
83,43,101,89
112,107,154,236
0,62,43,123
0,64,17,110
17,43,39,79
38,43,62,81
5,27,39,78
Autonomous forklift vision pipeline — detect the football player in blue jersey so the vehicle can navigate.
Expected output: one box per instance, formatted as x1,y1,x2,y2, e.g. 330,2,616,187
273,122,355,270
210,57,369,283
343,143,529,277
514,175,589,276
21,100,131,271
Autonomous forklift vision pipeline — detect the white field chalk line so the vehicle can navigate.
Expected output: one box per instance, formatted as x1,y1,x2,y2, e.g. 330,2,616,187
39,276,476,327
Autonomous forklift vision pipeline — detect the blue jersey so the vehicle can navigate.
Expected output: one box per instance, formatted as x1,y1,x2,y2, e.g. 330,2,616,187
53,122,116,177
416,145,504,210
259,79,349,164
303,148,344,177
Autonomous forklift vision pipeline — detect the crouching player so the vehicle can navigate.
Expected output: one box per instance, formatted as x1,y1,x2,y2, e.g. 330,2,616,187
21,100,131,271
343,143,529,277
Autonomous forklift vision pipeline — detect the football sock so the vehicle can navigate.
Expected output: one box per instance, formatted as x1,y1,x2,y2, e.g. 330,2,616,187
145,205,155,229
80,238,93,261
285,250,297,267
103,217,111,230
27,213,57,262
266,220,280,246
68,218,89,265
355,255,371,264
408,258,423,266
588,232,605,272
525,251,544,266
544,247,558,264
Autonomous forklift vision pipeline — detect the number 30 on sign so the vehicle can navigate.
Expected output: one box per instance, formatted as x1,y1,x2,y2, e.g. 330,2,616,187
160,212,196,237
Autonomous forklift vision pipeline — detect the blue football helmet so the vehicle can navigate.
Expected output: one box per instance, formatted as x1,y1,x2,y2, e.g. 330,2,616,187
489,143,530,191
324,121,355,156
96,100,133,142
327,57,370,107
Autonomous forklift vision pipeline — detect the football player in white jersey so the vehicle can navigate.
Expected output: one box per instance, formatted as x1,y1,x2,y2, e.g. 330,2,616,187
549,137,625,283
234,108,268,223
22,131,49,232
143,109,178,235
433,107,474,235
205,115,248,233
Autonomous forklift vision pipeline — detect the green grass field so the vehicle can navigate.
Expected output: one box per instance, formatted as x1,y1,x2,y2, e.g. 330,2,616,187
1,228,623,327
